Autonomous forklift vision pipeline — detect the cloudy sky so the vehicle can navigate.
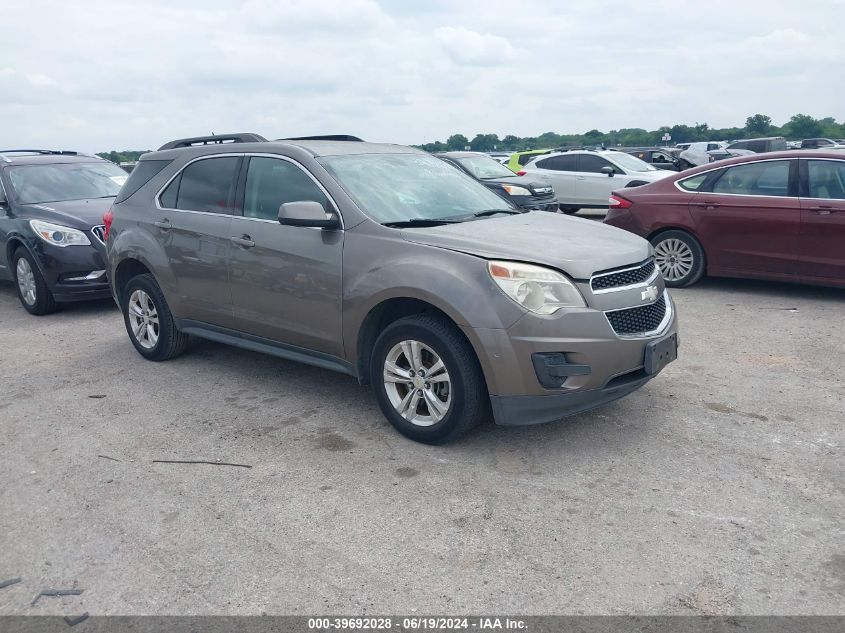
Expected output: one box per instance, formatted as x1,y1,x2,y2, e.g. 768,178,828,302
2,0,843,152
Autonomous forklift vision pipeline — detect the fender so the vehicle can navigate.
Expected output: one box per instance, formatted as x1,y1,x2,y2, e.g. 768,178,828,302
109,224,179,310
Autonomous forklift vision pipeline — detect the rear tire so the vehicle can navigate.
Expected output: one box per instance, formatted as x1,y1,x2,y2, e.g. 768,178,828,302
650,230,706,287
559,206,579,215
13,248,58,315
370,314,489,444
121,273,189,361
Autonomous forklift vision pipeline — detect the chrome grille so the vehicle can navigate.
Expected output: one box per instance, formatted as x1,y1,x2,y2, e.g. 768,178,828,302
91,225,106,244
591,259,656,292
606,295,667,336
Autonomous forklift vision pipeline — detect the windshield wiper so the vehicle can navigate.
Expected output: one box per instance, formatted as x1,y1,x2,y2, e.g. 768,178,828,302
382,218,463,228
468,209,523,218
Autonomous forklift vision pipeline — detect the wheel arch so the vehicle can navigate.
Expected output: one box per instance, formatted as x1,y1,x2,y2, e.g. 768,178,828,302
355,297,482,387
113,257,154,305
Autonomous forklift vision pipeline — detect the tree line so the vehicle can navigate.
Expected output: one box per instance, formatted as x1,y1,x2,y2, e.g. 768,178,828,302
416,114,845,153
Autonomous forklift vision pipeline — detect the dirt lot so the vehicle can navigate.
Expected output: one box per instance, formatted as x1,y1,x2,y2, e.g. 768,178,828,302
0,275,843,615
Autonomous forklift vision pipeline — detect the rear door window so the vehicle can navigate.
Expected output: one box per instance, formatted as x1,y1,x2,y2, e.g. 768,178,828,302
535,155,577,171
807,160,845,199
711,160,791,197
173,157,240,213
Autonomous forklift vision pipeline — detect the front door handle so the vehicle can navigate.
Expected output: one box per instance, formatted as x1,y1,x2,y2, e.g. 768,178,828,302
153,219,171,230
810,205,836,215
230,235,256,248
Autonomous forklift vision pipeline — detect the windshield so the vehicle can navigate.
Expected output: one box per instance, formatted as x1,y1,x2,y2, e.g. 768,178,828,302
8,162,128,204
606,151,657,172
454,155,516,179
320,153,514,224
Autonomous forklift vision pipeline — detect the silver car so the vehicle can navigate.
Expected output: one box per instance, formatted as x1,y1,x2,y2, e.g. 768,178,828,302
105,134,678,444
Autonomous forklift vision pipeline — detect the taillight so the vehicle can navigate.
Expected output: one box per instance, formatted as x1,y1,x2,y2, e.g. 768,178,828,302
608,194,633,209
103,208,114,241
517,170,527,176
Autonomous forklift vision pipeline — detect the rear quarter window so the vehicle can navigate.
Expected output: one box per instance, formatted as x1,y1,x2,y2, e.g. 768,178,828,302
677,173,710,191
114,160,172,203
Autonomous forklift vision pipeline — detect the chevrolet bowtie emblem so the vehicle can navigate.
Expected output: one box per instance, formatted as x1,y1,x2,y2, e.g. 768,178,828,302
641,285,659,302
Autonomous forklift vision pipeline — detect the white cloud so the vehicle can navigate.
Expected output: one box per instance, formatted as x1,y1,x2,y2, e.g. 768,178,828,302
433,26,516,66
0,0,841,151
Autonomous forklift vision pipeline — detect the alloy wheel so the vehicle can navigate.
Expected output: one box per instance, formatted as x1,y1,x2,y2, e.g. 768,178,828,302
654,238,694,282
16,257,37,306
383,339,451,427
128,289,160,350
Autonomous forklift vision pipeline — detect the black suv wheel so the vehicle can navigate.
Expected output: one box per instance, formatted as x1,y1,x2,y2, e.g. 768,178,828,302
13,248,58,315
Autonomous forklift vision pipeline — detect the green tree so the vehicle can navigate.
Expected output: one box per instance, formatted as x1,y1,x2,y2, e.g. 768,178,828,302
786,113,823,139
501,135,520,149
745,114,772,136
469,133,499,151
445,134,469,151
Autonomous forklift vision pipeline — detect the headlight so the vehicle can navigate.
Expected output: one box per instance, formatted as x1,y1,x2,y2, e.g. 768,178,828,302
488,260,586,313
29,220,91,247
501,184,532,196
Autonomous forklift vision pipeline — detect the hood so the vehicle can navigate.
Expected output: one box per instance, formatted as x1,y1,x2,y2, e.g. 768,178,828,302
19,198,114,228
481,174,554,196
401,212,650,280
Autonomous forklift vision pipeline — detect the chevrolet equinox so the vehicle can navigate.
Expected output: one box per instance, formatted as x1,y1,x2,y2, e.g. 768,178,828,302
105,133,678,443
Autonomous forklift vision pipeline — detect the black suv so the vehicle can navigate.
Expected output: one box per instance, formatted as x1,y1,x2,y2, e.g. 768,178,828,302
0,150,128,314
435,152,559,211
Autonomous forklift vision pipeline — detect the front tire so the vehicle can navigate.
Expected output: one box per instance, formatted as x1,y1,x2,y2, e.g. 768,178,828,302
13,248,58,315
370,314,489,444
121,273,189,361
559,206,579,215
650,230,706,287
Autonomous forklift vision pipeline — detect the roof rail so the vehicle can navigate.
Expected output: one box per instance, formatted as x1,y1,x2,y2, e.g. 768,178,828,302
157,133,268,151
281,135,364,142
0,149,104,162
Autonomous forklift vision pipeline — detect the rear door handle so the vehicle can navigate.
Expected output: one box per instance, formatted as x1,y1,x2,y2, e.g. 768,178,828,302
153,219,171,230
230,235,255,248
692,200,720,209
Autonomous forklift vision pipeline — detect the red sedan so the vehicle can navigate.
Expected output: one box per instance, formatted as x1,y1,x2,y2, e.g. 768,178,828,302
604,150,845,288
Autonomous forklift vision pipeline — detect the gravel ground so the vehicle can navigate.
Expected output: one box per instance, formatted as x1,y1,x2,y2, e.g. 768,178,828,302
0,275,843,616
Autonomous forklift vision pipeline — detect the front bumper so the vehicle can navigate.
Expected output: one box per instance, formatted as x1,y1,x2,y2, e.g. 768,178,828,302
29,240,111,302
515,197,559,212
462,291,679,426
491,369,651,426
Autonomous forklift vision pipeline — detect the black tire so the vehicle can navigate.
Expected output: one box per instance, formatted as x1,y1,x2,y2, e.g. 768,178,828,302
121,273,189,361
370,313,489,444
650,230,706,288
12,247,58,315
559,206,579,215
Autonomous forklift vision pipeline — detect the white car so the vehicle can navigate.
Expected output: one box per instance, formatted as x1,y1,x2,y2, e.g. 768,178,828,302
678,141,727,168
520,149,673,213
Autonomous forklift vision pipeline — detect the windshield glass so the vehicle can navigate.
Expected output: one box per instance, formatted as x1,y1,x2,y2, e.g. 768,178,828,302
8,162,128,204
454,155,516,179
320,153,513,224
606,151,657,172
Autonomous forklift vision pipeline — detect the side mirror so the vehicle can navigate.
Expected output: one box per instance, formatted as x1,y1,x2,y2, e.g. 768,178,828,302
278,201,340,229
601,165,615,177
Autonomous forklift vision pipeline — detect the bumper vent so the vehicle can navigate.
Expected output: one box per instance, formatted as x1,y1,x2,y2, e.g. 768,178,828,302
606,295,667,336
591,259,655,291
91,225,106,244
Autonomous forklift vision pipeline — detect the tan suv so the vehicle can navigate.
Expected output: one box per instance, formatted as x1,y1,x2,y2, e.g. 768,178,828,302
105,133,678,443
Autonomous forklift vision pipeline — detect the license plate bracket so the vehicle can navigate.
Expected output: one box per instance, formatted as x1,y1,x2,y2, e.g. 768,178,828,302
644,333,678,375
